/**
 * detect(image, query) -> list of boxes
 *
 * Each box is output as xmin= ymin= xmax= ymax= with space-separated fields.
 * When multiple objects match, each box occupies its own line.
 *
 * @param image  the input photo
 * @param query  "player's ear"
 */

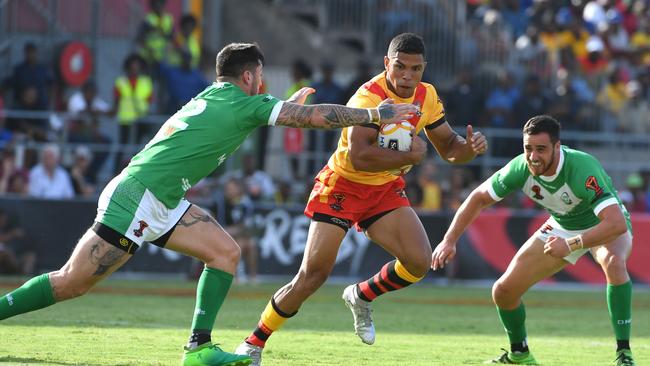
xmin=384 ymin=56 xmax=390 ymax=70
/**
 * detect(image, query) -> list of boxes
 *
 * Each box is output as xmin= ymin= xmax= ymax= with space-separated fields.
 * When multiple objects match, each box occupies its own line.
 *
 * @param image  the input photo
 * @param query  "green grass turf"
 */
xmin=0 ymin=279 xmax=648 ymax=365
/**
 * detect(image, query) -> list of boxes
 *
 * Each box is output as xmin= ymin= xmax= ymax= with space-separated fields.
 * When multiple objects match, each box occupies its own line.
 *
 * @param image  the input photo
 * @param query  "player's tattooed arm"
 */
xmin=89 ymin=240 xmax=126 ymax=276
xmin=275 ymin=102 xmax=417 ymax=129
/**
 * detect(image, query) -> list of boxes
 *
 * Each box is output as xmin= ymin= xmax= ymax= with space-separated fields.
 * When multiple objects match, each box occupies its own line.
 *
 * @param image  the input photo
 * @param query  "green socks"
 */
xmin=0 ymin=273 xmax=56 ymax=320
xmin=497 ymin=302 xmax=527 ymax=345
xmin=608 ymin=281 xmax=632 ymax=343
xmin=190 ymin=267 xmax=233 ymax=334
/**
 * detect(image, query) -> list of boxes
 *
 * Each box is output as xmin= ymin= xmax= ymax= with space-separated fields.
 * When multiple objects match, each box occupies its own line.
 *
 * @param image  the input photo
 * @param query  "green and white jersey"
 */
xmin=487 ymin=146 xmax=631 ymax=231
xmin=126 ymin=82 xmax=283 ymax=208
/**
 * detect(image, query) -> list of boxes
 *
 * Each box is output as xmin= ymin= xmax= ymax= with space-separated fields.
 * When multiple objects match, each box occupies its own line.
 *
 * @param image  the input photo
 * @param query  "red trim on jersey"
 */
xmin=408 ymin=84 xmax=427 ymax=126
xmin=362 ymin=80 xmax=388 ymax=101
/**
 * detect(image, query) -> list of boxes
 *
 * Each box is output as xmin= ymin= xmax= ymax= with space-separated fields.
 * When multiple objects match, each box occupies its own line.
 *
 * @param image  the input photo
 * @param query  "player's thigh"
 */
xmin=364 ymin=207 xmax=431 ymax=268
xmin=51 ymin=229 xmax=132 ymax=298
xmin=590 ymin=231 xmax=632 ymax=283
xmin=498 ymin=236 xmax=567 ymax=295
xmin=165 ymin=205 xmax=240 ymax=271
xmin=591 ymin=231 xmax=632 ymax=264
xmin=298 ymin=220 xmax=347 ymax=274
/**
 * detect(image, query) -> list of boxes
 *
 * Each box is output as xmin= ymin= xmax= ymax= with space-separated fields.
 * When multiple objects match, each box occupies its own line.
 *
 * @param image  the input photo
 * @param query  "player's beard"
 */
xmin=528 ymin=149 xmax=555 ymax=176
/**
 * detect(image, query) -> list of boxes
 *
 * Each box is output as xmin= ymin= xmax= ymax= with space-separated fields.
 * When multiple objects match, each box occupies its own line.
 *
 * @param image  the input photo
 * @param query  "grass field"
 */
xmin=0 ymin=279 xmax=648 ymax=366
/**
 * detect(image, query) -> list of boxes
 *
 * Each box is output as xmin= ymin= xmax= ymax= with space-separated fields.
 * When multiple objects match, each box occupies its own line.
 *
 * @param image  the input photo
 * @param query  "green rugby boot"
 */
xmin=486 ymin=348 xmax=539 ymax=365
xmin=614 ymin=349 xmax=635 ymax=366
xmin=182 ymin=342 xmax=252 ymax=366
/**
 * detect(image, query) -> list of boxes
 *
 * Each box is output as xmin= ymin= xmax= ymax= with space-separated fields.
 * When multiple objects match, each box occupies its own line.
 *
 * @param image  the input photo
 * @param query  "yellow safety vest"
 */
xmin=169 ymin=34 xmax=201 ymax=68
xmin=144 ymin=12 xmax=174 ymax=62
xmin=115 ymin=76 xmax=153 ymax=125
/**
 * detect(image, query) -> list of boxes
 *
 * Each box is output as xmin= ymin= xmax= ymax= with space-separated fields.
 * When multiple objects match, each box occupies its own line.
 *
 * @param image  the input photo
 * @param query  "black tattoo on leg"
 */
xmin=177 ymin=212 xmax=220 ymax=228
xmin=89 ymin=241 xmax=126 ymax=276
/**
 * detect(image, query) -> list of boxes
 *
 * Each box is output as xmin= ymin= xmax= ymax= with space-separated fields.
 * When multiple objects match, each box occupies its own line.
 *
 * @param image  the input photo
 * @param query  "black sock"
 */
xmin=617 ymin=340 xmax=630 ymax=352
xmin=511 ymin=341 xmax=529 ymax=353
xmin=188 ymin=331 xmax=211 ymax=348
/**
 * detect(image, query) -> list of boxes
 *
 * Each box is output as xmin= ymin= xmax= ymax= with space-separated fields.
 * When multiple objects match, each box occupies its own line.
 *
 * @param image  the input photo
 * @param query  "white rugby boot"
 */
xmin=341 ymin=284 xmax=375 ymax=345
xmin=234 ymin=341 xmax=263 ymax=366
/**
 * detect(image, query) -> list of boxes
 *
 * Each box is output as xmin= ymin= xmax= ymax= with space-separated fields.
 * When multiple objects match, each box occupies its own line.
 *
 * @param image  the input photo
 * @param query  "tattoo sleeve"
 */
xmin=90 ymin=241 xmax=126 ymax=276
xmin=275 ymin=103 xmax=370 ymax=129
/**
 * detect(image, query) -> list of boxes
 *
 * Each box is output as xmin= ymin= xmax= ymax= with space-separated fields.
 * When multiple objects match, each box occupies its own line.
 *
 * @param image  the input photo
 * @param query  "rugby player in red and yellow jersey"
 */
xmin=235 ymin=33 xmax=488 ymax=365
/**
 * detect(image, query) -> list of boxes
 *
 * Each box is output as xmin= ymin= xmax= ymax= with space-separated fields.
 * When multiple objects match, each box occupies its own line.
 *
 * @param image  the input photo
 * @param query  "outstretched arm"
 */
xmin=431 ymin=183 xmax=497 ymax=270
xmin=425 ymin=124 xmax=487 ymax=164
xmin=275 ymin=102 xmax=418 ymax=129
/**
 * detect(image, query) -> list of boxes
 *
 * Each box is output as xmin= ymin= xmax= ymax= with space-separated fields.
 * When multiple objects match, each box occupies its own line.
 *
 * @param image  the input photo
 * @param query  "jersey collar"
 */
xmin=539 ymin=146 xmax=564 ymax=182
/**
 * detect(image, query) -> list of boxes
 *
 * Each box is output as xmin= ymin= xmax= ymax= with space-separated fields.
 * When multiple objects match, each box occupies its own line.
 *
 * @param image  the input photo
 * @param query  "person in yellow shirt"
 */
xmin=170 ymin=14 xmax=201 ymax=69
xmin=235 ymin=33 xmax=488 ymax=365
xmin=137 ymin=0 xmax=174 ymax=64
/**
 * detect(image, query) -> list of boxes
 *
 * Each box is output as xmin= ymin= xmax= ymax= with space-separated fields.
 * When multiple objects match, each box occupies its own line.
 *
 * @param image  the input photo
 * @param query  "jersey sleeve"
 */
xmin=238 ymin=93 xmax=284 ymax=128
xmin=487 ymin=155 xmax=529 ymax=201
xmin=347 ymin=91 xmax=382 ymax=128
xmin=423 ymin=85 xmax=446 ymax=130
xmin=569 ymin=154 xmax=618 ymax=216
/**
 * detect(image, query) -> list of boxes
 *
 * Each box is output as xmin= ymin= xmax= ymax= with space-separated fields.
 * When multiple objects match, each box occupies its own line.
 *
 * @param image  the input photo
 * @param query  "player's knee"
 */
xmin=204 ymin=240 xmax=241 ymax=267
xmin=400 ymin=258 xmax=430 ymax=278
xmin=602 ymin=254 xmax=628 ymax=278
xmin=491 ymin=280 xmax=514 ymax=306
xmin=49 ymin=270 xmax=92 ymax=301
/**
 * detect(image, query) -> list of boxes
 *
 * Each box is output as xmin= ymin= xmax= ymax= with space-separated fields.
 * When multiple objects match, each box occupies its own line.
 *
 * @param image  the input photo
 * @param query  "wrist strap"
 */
xmin=566 ymin=235 xmax=584 ymax=252
xmin=368 ymin=108 xmax=380 ymax=123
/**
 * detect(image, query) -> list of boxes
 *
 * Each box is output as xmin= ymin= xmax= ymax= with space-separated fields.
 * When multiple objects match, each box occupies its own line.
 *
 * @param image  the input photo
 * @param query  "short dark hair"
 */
xmin=180 ymin=14 xmax=197 ymax=28
xmin=216 ymin=43 xmax=265 ymax=78
xmin=387 ymin=33 xmax=426 ymax=59
xmin=523 ymin=115 xmax=561 ymax=144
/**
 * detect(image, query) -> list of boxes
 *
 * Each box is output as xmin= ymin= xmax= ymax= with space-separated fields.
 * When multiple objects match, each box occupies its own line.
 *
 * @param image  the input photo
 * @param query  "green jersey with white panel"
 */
xmin=126 ymin=82 xmax=283 ymax=208
xmin=487 ymin=146 xmax=631 ymax=231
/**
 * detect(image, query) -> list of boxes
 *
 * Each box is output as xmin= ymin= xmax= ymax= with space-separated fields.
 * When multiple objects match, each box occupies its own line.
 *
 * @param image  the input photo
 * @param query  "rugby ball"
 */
xmin=378 ymin=121 xmax=413 ymax=176
xmin=378 ymin=121 xmax=413 ymax=151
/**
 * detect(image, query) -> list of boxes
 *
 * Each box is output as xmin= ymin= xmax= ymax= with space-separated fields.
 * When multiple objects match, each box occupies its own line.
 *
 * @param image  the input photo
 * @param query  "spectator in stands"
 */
xmin=596 ymin=68 xmax=629 ymax=131
xmin=311 ymin=60 xmax=345 ymax=161
xmin=274 ymin=179 xmax=299 ymax=205
xmin=512 ymin=25 xmax=550 ymax=82
xmin=501 ymin=0 xmax=528 ymax=39
xmin=630 ymin=18 xmax=650 ymax=66
xmin=114 ymin=54 xmax=153 ymax=171
xmin=6 ymin=42 xmax=52 ymax=111
xmin=0 ymin=148 xmax=28 ymax=195
xmin=513 ymin=74 xmax=552 ymax=125
xmin=583 ymin=0 xmax=613 ymax=34
xmin=0 ymin=208 xmax=35 ymax=275
xmin=221 ymin=153 xmax=276 ymax=202
xmin=67 ymin=80 xmax=112 ymax=181
xmin=7 ymin=86 xmax=49 ymax=142
xmin=417 ymin=159 xmax=443 ymax=212
xmin=170 ymin=14 xmax=200 ymax=69
xmin=28 ymin=143 xmax=74 ymax=199
xmin=578 ymin=36 xmax=610 ymax=87
xmin=67 ymin=145 xmax=96 ymax=198
xmin=599 ymin=9 xmax=631 ymax=59
xmin=343 ymin=59 xmax=374 ymax=103
xmin=444 ymin=66 xmax=483 ymax=126
xmin=158 ymin=53 xmax=209 ymax=114
xmin=549 ymin=66 xmax=594 ymax=131
xmin=284 ymin=59 xmax=312 ymax=180
xmin=214 ymin=178 xmax=257 ymax=284
xmin=136 ymin=0 xmax=174 ymax=65
xmin=619 ymin=80 xmax=650 ymax=133
xmin=485 ymin=69 xmax=519 ymax=127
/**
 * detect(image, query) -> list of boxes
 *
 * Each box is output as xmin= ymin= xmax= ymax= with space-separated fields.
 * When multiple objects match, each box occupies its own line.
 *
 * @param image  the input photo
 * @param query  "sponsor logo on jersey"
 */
xmin=133 ymin=220 xmax=149 ymax=238
xmin=6 ymin=294 xmax=14 ymax=306
xmin=585 ymin=176 xmax=604 ymax=197
xmin=617 ymin=319 xmax=632 ymax=325
xmin=195 ymin=308 xmax=206 ymax=316
xmin=531 ymin=185 xmax=544 ymax=200
xmin=263 ymin=95 xmax=272 ymax=102
xmin=561 ymin=192 xmax=573 ymax=204
xmin=329 ymin=193 xmax=346 ymax=212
